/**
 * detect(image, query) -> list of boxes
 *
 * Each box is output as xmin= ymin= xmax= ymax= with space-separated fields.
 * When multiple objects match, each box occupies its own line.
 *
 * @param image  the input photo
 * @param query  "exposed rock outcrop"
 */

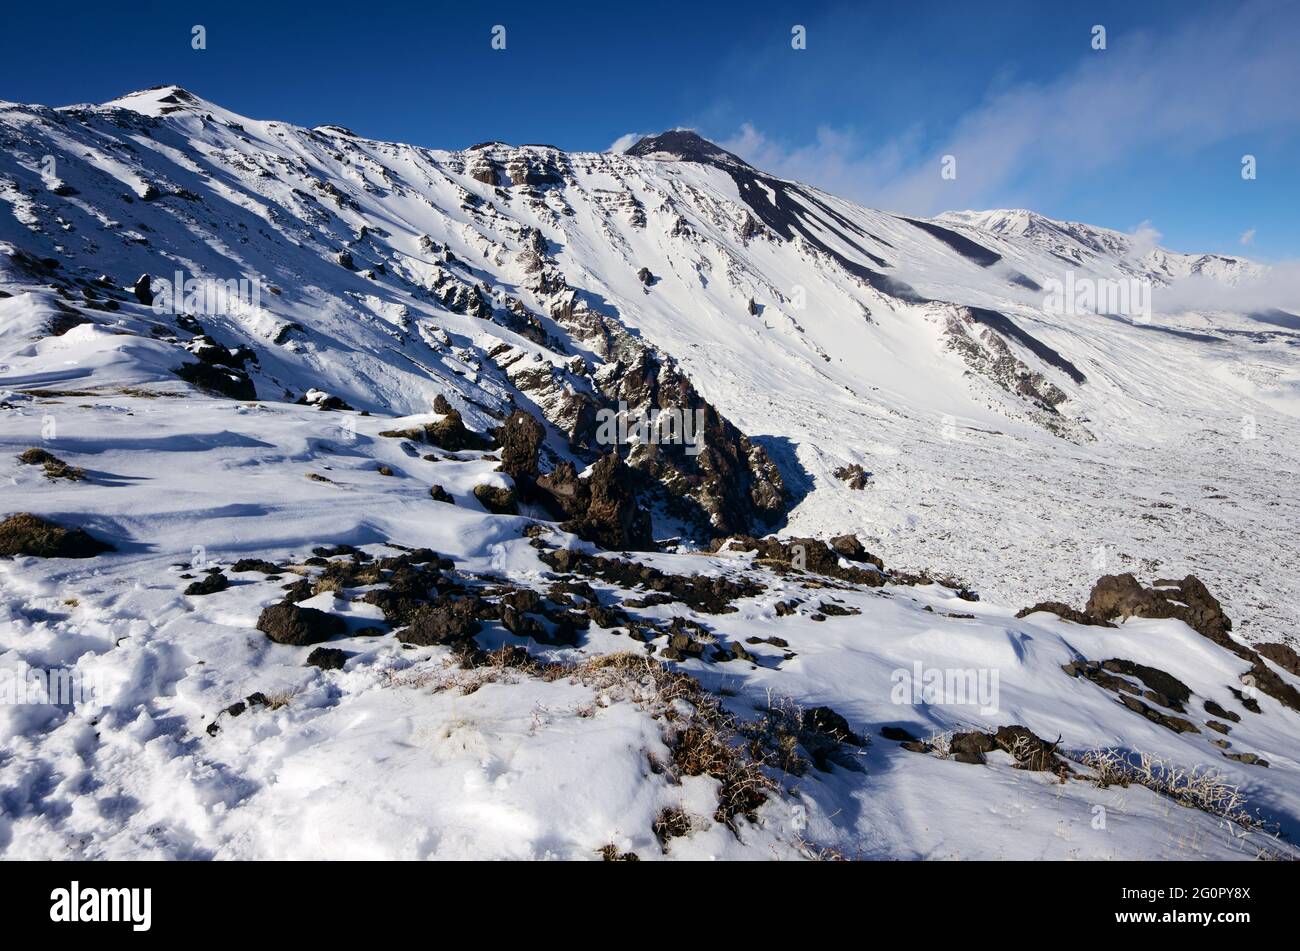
xmin=174 ymin=361 xmax=257 ymax=400
xmin=1258 ymin=642 xmax=1300 ymax=678
xmin=1018 ymin=574 xmax=1230 ymax=641
xmin=1033 ymin=574 xmax=1300 ymax=716
xmin=709 ymin=534 xmax=886 ymax=584
xmin=516 ymin=264 xmax=786 ymax=538
xmin=380 ymin=395 xmax=493 ymax=451
xmin=536 ymin=454 xmax=653 ymax=550
xmin=132 ymin=273 xmax=154 ymax=305
xmin=1085 ymin=574 xmax=1232 ymax=642
xmin=832 ymin=463 xmax=870 ymax=490
xmin=493 ymin=408 xmax=546 ymax=481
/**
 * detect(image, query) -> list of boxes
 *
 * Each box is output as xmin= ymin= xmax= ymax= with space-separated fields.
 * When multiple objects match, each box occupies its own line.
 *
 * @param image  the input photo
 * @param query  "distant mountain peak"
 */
xmin=97 ymin=85 xmax=229 ymax=119
xmin=938 ymin=209 xmax=1052 ymax=236
xmin=625 ymin=130 xmax=750 ymax=167
xmin=114 ymin=84 xmax=203 ymax=105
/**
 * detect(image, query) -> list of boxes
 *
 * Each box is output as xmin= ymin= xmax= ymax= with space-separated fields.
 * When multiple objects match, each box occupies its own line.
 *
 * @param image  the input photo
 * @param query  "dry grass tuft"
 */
xmin=383 ymin=647 xmax=779 ymax=833
xmin=263 ymin=689 xmax=296 ymax=711
xmin=598 ymin=844 xmax=640 ymax=861
xmin=1076 ymin=747 xmax=1265 ymax=831
xmin=18 ymin=447 xmax=85 ymax=481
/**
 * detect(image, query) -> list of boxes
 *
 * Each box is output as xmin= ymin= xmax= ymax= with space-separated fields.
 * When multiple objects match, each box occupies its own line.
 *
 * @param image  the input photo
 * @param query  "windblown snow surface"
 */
xmin=2 ymin=87 xmax=1299 ymax=860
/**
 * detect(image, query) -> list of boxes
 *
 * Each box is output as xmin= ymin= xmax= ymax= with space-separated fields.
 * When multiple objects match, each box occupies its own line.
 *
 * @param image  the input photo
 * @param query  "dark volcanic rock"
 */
xmin=943 ymin=726 xmax=1065 ymax=772
xmin=828 ymin=533 xmax=885 ymax=570
xmin=493 ymin=409 xmax=545 ymax=481
xmin=1099 ymin=659 xmax=1190 ymax=710
xmin=1223 ymin=751 xmax=1269 ymax=768
xmin=427 ymin=397 xmax=494 ymax=451
xmin=296 ymin=390 xmax=354 ymax=411
xmin=0 ymin=513 xmax=114 ymax=558
xmin=1204 ymin=699 xmax=1241 ymax=723
xmin=805 ymin=706 xmax=865 ymax=746
xmin=282 ymin=577 xmax=315 ymax=603
xmin=306 ymin=646 xmax=348 ymax=670
xmin=174 ymin=361 xmax=256 ymax=400
xmin=1024 ymin=574 xmax=1235 ymax=641
xmin=1064 ymin=574 xmax=1300 ymax=715
xmin=257 ymin=601 xmax=346 ymax=646
xmin=949 ymin=731 xmax=996 ymax=764
xmin=232 ymin=558 xmax=282 ymax=574
xmin=184 ymin=572 xmax=229 ymax=596
xmin=133 ymin=273 xmax=154 ymax=305
xmin=1016 ymin=600 xmax=1112 ymax=626
xmin=1258 ymin=642 xmax=1300 ymax=678
xmin=604 ymin=352 xmax=785 ymax=536
xmin=832 ymin=464 xmax=870 ymax=490
xmin=815 ymin=601 xmax=859 ymax=617
xmin=567 ymin=453 xmax=652 ymax=550
xmin=536 ymin=454 xmax=653 ymax=550
xmin=711 ymin=534 xmax=885 ymax=584
xmin=1063 ymin=659 xmax=1142 ymax=695
xmin=1065 ymin=657 xmax=1194 ymax=719
xmin=189 ymin=335 xmax=255 ymax=370
xmin=1118 ymin=694 xmax=1200 ymax=734
xmin=880 ymin=726 xmax=919 ymax=743
xmin=625 ymin=130 xmax=751 ymax=166
xmin=539 ymin=547 xmax=763 ymax=614
xmin=382 ymin=395 xmax=493 ymax=451
xmin=993 ymin=725 xmax=1066 ymax=772
xmin=524 ymin=265 xmax=786 ymax=539
xmin=399 ymin=600 xmax=482 ymax=645
xmin=473 ymin=484 xmax=518 ymax=515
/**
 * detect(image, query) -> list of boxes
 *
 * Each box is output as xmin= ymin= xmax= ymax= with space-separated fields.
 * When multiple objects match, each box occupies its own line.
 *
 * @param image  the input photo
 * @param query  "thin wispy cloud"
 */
xmin=719 ymin=3 xmax=1299 ymax=222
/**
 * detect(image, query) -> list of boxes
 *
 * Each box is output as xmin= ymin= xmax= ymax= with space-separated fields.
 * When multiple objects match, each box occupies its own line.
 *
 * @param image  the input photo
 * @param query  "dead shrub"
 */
xmin=652 ymin=806 xmax=693 ymax=847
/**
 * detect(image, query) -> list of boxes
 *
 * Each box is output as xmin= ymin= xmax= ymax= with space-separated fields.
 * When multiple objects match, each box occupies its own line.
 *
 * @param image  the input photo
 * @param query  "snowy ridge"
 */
xmin=936 ymin=208 xmax=1263 ymax=285
xmin=2 ymin=88 xmax=1300 ymax=860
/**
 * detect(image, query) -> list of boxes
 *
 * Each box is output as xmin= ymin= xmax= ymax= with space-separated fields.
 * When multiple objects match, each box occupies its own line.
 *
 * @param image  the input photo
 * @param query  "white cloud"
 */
xmin=606 ymin=132 xmax=644 ymax=154
xmin=1240 ymin=228 xmax=1257 ymax=246
xmin=1126 ymin=220 xmax=1164 ymax=260
xmin=1156 ymin=262 xmax=1300 ymax=315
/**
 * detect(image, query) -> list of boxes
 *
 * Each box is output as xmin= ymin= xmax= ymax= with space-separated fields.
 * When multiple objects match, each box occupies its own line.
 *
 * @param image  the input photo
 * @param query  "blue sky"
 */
xmin=2 ymin=0 xmax=1297 ymax=258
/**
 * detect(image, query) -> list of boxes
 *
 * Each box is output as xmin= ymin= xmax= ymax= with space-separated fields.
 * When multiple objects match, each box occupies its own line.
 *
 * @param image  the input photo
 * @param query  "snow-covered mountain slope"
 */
xmin=3 ymin=87 xmax=1297 ymax=637
xmin=2 ymin=88 xmax=1299 ymax=860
